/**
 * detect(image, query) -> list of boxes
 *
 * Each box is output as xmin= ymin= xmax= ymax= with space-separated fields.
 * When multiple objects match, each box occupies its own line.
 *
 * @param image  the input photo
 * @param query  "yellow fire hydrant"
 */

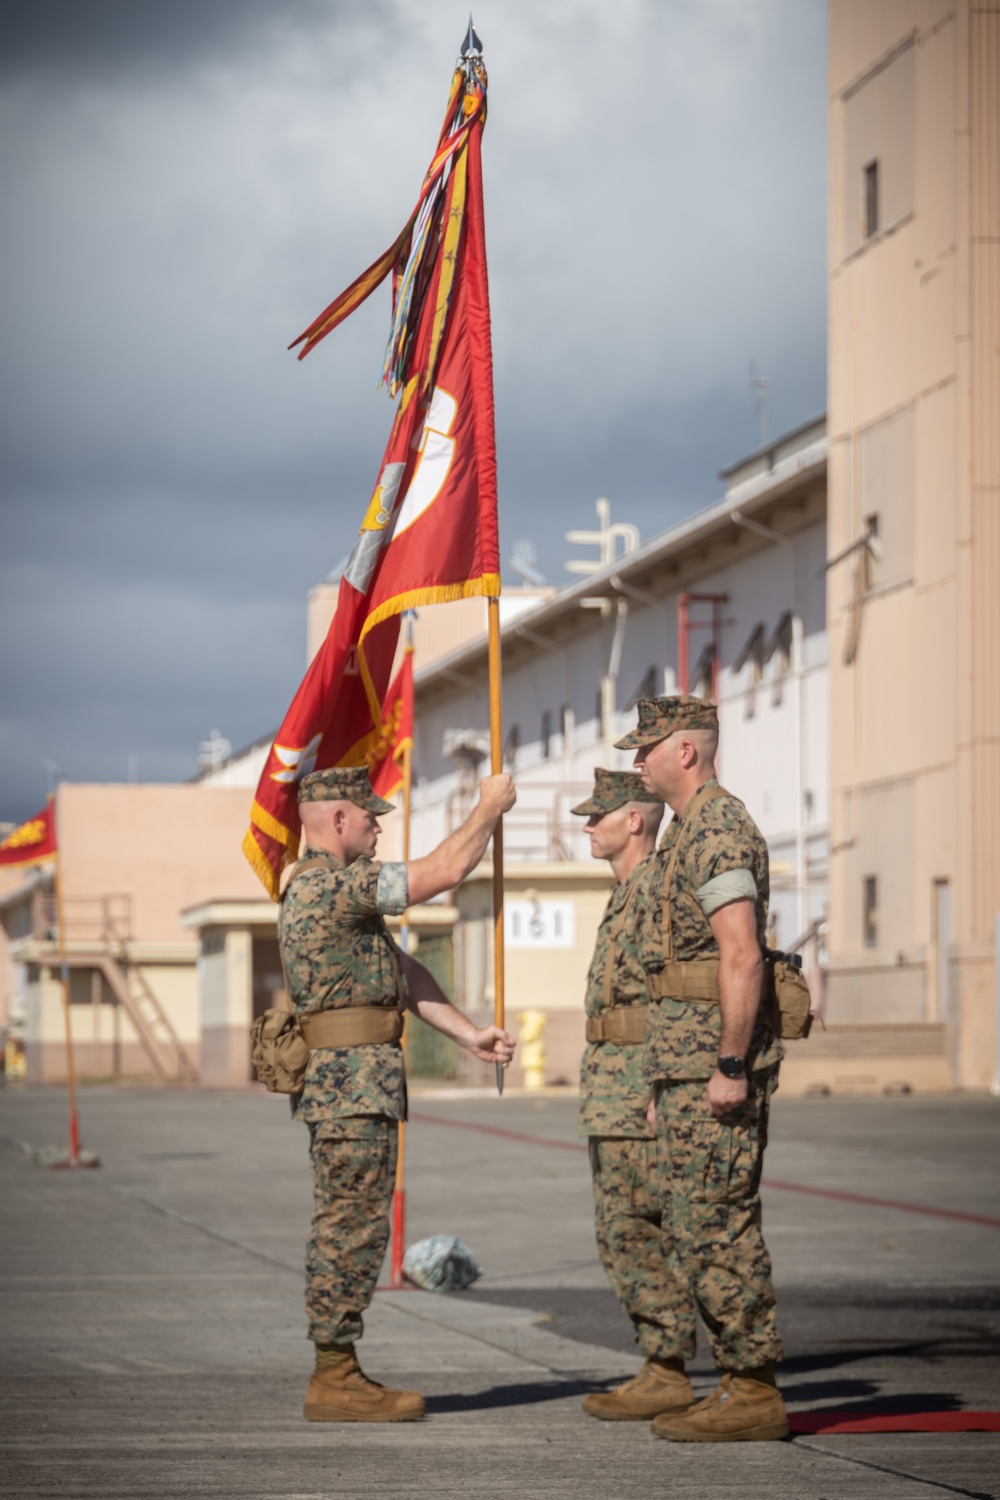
xmin=517 ymin=1009 xmax=547 ymax=1090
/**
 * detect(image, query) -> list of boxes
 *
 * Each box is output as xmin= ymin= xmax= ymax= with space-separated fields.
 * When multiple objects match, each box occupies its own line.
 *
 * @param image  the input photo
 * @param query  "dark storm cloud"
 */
xmin=0 ymin=555 xmax=298 ymax=788
xmin=0 ymin=0 xmax=827 ymax=821
xmin=0 ymin=0 xmax=390 ymax=81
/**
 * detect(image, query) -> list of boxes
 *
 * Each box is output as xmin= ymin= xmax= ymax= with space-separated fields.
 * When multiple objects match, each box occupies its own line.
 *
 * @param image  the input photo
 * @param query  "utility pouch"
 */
xmin=765 ymin=950 xmax=813 ymax=1040
xmin=252 ymin=853 xmax=342 ymax=1095
xmin=249 ymin=1009 xmax=311 ymax=1094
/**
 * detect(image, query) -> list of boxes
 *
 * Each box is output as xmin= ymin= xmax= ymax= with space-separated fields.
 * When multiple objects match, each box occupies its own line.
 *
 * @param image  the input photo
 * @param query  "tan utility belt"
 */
xmin=586 ymin=1006 xmax=648 ymax=1044
xmin=646 ymin=957 xmax=723 ymax=1003
xmin=299 ymin=1008 xmax=404 ymax=1048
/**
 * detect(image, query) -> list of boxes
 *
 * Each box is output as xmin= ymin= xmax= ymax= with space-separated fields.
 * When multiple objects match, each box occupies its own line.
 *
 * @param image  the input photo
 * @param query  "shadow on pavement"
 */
xmin=780 ymin=1332 xmax=1000 ymax=1379
xmin=425 ymin=1377 xmax=612 ymax=1414
xmin=784 ymin=1385 xmax=966 ymax=1414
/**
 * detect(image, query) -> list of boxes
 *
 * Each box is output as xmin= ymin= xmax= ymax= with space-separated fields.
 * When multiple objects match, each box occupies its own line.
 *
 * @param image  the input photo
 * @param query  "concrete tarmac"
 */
xmin=1 ymin=1083 xmax=998 ymax=1499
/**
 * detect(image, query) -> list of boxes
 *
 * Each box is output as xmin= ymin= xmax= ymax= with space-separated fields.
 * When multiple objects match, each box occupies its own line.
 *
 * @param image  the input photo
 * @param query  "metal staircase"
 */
xmin=97 ymin=948 xmax=198 ymax=1082
xmin=36 ymin=891 xmax=198 ymax=1083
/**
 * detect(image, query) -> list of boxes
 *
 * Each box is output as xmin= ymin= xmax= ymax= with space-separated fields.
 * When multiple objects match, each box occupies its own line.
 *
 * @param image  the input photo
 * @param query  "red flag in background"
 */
xmin=244 ymin=48 xmax=499 ymax=899
xmin=369 ymin=650 xmax=414 ymax=802
xmin=0 ymin=802 xmax=57 ymax=868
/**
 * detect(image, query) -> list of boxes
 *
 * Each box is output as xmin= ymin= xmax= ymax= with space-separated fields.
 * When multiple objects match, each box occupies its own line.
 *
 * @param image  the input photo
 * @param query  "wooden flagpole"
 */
xmin=487 ymin=596 xmax=505 ymax=1095
xmin=51 ymin=793 xmax=81 ymax=1166
xmin=391 ymin=620 xmax=415 ymax=1286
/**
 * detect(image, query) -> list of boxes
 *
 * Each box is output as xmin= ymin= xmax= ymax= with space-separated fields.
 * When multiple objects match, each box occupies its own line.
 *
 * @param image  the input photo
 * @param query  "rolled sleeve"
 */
xmin=376 ymin=862 xmax=409 ymax=916
xmin=696 ymin=868 xmax=757 ymax=917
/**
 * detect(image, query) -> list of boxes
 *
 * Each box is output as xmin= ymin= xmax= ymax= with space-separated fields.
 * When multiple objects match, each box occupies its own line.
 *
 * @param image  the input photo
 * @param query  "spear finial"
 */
xmin=460 ymin=15 xmax=482 ymax=57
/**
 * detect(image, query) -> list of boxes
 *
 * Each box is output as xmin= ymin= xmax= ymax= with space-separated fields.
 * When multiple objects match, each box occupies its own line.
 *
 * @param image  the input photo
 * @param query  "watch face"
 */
xmin=719 ymin=1056 xmax=745 ymax=1078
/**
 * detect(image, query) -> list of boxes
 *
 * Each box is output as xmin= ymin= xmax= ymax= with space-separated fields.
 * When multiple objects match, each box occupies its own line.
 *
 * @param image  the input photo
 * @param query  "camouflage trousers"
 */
xmin=306 ymin=1117 xmax=398 ymax=1347
xmin=588 ymin=1135 xmax=692 ymax=1360
xmin=654 ymin=1070 xmax=782 ymax=1371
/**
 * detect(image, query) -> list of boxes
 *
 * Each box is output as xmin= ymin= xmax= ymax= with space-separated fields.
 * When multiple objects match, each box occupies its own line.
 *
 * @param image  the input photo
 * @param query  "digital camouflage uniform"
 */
xmin=616 ymin=698 xmax=784 ymax=1373
xmin=574 ymin=769 xmax=693 ymax=1361
xmin=279 ymin=769 xmax=409 ymax=1350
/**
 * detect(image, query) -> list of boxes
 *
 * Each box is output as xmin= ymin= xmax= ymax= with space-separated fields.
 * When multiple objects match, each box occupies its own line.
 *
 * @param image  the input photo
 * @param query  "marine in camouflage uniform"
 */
xmin=279 ymin=770 xmax=410 ymax=1359
xmin=572 ymin=769 xmax=696 ymax=1422
xmin=617 ymin=696 xmax=789 ymax=1442
xmin=279 ymin=765 xmax=515 ymax=1423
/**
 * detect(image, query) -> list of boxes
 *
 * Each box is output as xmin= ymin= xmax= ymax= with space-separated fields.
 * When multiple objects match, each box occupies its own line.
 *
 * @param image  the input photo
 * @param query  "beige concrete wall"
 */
xmin=7 ymin=783 xmax=263 ymax=1082
xmin=453 ymin=862 xmax=613 ymax=1089
xmin=57 ymin=784 xmax=263 ymax=945
xmin=200 ymin=928 xmax=253 ymax=1087
xmin=25 ymin=956 xmax=201 ymax=1083
xmin=27 ymin=967 xmax=163 ymax=1083
xmin=0 ymin=867 xmax=41 ymax=1029
xmin=827 ymin=0 xmax=1000 ymax=1085
xmin=779 ymin=1023 xmax=950 ymax=1096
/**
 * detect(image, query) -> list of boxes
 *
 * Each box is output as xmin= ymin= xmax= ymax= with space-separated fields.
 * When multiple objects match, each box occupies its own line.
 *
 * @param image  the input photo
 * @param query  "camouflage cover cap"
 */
xmin=571 ymin=767 xmax=663 ymax=816
xmin=614 ymin=695 xmax=719 ymax=750
xmin=297 ymin=766 xmax=395 ymax=813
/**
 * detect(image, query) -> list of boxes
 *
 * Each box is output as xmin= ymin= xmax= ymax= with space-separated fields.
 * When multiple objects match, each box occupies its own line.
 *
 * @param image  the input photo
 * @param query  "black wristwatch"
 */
xmin=717 ymin=1055 xmax=746 ymax=1079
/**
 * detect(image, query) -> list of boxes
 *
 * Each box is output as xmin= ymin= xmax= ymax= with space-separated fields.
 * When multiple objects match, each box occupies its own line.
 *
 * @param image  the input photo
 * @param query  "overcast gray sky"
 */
xmin=0 ymin=0 xmax=826 ymax=821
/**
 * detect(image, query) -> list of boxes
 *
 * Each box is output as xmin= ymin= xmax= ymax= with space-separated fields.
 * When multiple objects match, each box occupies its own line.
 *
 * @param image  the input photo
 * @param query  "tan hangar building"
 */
xmin=825 ymin=0 xmax=1000 ymax=1089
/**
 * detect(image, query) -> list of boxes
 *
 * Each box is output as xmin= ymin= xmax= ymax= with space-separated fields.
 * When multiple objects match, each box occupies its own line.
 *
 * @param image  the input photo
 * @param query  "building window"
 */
xmin=863 ymin=159 xmax=879 ymax=238
xmin=933 ymin=879 xmax=951 ymax=1022
xmin=863 ymin=875 xmax=878 ymax=948
xmin=625 ymin=666 xmax=656 ymax=712
xmin=841 ymin=38 xmax=914 ymax=259
xmin=558 ymin=704 xmax=572 ymax=758
xmin=856 ymin=405 xmax=913 ymax=592
xmin=766 ymin=611 xmax=793 ymax=706
xmin=540 ymin=710 xmax=552 ymax=760
xmin=734 ymin=622 xmax=765 ymax=718
xmin=690 ymin=644 xmax=715 ymax=700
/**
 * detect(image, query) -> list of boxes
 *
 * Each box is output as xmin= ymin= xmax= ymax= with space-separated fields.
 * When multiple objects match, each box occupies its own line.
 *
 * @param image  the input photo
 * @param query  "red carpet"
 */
xmin=790 ymin=1411 xmax=1000 ymax=1434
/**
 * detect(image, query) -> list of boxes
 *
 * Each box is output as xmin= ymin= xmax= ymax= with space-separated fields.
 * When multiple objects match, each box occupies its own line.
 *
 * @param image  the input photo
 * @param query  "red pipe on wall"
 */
xmin=677 ymin=592 xmax=728 ymax=696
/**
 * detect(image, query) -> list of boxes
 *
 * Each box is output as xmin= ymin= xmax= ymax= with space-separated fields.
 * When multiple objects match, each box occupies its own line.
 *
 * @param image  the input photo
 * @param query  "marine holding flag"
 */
xmin=251 ymin=32 xmax=517 ymax=1423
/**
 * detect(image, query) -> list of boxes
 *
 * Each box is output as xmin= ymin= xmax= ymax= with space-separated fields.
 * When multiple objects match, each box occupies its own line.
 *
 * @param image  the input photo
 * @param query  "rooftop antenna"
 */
xmin=565 ymin=498 xmax=640 ymax=576
xmin=749 ymin=358 xmax=770 ymax=447
xmin=510 ymin=539 xmax=549 ymax=587
xmin=198 ymin=729 xmax=232 ymax=773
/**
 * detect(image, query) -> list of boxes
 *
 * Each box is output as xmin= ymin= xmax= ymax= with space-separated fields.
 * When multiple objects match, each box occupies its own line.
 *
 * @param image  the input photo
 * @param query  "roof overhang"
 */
xmin=180 ymin=900 xmax=278 ymax=931
xmin=416 ymin=418 xmax=826 ymax=704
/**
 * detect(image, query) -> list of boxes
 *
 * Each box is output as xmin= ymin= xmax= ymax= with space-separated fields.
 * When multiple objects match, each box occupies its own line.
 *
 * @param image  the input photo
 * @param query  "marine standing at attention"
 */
xmin=615 ymin=696 xmax=789 ymax=1442
xmin=571 ymin=769 xmax=698 ymax=1423
xmin=279 ymin=765 xmax=516 ymax=1423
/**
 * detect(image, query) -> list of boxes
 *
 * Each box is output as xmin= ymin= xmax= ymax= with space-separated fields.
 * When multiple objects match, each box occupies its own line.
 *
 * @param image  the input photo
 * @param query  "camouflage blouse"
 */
xmin=639 ymin=778 xmax=783 ymax=1083
xmin=278 ymin=846 xmax=409 ymax=1126
xmin=579 ymin=854 xmax=658 ymax=1139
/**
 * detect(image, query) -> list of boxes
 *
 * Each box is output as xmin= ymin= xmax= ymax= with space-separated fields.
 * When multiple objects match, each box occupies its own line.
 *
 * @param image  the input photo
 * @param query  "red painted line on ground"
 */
xmin=761 ymin=1178 xmax=1000 ymax=1231
xmin=411 ymin=1110 xmax=588 ymax=1154
xmin=409 ymin=1110 xmax=1000 ymax=1230
xmin=789 ymin=1411 xmax=1000 ymax=1434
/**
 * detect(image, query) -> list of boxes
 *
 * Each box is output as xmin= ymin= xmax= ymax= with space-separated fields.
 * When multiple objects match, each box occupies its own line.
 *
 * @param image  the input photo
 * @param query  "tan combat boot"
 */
xmin=582 ymin=1357 xmax=694 ymax=1421
xmin=651 ymin=1365 xmax=788 ymax=1442
xmin=304 ymin=1346 xmax=425 ymax=1423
